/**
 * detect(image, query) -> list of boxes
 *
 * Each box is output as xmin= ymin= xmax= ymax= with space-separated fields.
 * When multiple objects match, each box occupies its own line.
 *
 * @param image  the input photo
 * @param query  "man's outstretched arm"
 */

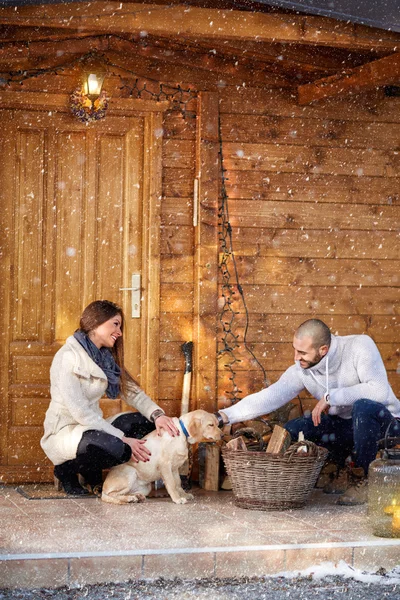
xmin=218 ymin=364 xmax=304 ymax=424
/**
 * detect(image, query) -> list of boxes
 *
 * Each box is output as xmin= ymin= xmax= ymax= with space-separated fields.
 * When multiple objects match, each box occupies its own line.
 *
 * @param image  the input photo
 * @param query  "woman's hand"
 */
xmin=122 ymin=436 xmax=151 ymax=463
xmin=154 ymin=415 xmax=180 ymax=437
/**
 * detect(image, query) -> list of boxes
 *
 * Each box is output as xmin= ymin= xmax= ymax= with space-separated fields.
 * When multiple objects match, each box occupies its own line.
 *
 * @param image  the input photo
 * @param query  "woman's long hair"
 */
xmin=79 ymin=300 xmax=136 ymax=397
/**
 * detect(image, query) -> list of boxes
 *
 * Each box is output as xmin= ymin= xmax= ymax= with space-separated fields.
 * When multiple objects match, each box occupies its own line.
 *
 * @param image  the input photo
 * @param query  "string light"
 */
xmin=217 ymin=114 xmax=268 ymax=404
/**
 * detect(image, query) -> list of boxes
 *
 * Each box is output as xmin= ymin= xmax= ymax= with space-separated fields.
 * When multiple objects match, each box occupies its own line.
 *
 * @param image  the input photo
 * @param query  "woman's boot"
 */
xmin=54 ymin=461 xmax=90 ymax=496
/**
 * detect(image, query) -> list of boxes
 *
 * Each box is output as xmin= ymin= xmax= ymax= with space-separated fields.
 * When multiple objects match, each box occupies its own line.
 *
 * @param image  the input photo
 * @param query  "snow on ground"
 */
xmin=279 ymin=559 xmax=400 ymax=585
xmin=1 ymin=563 xmax=400 ymax=600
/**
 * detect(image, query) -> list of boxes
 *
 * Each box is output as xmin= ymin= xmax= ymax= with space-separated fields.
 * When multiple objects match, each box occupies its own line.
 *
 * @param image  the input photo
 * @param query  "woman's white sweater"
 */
xmin=41 ymin=336 xmax=160 ymax=465
xmin=222 ymin=334 xmax=400 ymax=424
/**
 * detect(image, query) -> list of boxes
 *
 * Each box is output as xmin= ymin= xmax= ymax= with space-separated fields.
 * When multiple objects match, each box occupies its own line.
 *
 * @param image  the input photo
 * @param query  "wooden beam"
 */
xmin=0 ymin=32 xmax=289 ymax=84
xmin=140 ymin=111 xmax=163 ymax=401
xmin=0 ymin=32 xmax=287 ymax=86
xmin=17 ymin=35 xmax=108 ymax=57
xmin=0 ymin=118 xmax=13 ymax=475
xmin=193 ymin=91 xmax=219 ymax=412
xmin=298 ymin=52 xmax=400 ymax=105
xmin=0 ymin=36 xmax=109 ymax=71
xmin=198 ymin=37 xmax=386 ymax=73
xmin=191 ymin=38 xmax=330 ymax=75
xmin=0 ymin=2 xmax=399 ymax=51
xmin=0 ymin=90 xmax=169 ymax=113
xmin=108 ymin=37 xmax=291 ymax=85
xmin=0 ymin=26 xmax=100 ymax=43
xmin=104 ymin=49 xmax=287 ymax=89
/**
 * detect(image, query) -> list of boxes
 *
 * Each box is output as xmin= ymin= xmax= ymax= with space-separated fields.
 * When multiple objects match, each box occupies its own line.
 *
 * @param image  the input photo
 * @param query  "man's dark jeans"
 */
xmin=284 ymin=399 xmax=400 ymax=475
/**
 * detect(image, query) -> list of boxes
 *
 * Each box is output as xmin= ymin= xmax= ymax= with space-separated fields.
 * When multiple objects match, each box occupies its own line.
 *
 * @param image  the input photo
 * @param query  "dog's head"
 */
xmin=183 ymin=410 xmax=222 ymax=443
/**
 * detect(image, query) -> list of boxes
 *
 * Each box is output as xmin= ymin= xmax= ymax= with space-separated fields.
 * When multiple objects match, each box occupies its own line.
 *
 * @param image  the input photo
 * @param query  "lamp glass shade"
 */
xmin=85 ymin=73 xmax=104 ymax=98
xmin=368 ymin=456 xmax=400 ymax=538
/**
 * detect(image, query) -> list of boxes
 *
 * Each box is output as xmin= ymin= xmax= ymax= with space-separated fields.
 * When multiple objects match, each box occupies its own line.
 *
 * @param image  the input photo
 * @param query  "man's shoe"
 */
xmin=323 ymin=467 xmax=349 ymax=495
xmin=337 ymin=467 xmax=367 ymax=506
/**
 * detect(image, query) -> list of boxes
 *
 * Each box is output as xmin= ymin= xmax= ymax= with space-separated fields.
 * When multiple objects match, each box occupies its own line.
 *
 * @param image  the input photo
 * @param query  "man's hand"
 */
xmin=312 ymin=397 xmax=330 ymax=427
xmin=122 ymin=437 xmax=151 ymax=463
xmin=154 ymin=414 xmax=180 ymax=437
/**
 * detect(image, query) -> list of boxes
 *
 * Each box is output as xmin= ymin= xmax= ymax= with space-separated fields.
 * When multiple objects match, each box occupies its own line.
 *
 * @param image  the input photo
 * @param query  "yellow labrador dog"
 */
xmin=101 ymin=409 xmax=221 ymax=505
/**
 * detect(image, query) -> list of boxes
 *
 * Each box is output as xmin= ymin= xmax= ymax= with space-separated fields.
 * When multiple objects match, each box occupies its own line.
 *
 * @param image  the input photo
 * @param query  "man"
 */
xmin=215 ymin=319 xmax=400 ymax=505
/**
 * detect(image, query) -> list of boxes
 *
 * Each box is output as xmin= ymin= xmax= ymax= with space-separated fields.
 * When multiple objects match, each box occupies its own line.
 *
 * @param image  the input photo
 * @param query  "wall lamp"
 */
xmin=70 ymin=66 xmax=109 ymax=123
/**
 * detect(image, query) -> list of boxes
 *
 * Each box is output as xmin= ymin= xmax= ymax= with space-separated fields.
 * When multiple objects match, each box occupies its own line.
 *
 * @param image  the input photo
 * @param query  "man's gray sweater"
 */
xmin=222 ymin=334 xmax=400 ymax=424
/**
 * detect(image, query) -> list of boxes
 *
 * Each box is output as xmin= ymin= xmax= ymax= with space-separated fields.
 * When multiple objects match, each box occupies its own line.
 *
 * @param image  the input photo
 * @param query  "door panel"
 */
xmin=15 ymin=129 xmax=46 ymax=342
xmin=54 ymin=129 xmax=89 ymax=342
xmin=0 ymin=109 xmax=156 ymax=481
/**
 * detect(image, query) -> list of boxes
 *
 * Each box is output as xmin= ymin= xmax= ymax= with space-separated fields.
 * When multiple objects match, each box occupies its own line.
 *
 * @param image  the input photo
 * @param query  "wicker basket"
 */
xmin=222 ymin=440 xmax=329 ymax=511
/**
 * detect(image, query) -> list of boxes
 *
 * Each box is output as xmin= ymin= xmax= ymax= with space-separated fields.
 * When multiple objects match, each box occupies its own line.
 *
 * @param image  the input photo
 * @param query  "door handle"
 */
xmin=119 ymin=274 xmax=141 ymax=318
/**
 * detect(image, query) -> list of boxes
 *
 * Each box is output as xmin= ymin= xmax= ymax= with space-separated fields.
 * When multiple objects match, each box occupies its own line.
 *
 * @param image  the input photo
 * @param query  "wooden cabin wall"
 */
xmin=155 ymin=85 xmax=399 ymax=420
xmin=2 ymin=74 xmax=399 ymax=453
xmin=216 ymin=86 xmax=400 ymax=414
xmin=158 ymin=107 xmax=197 ymax=415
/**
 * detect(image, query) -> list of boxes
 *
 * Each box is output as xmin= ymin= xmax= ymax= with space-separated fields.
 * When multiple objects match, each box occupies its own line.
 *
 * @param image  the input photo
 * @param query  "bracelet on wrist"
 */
xmin=214 ymin=411 xmax=225 ymax=429
xmin=151 ymin=409 xmax=165 ymax=422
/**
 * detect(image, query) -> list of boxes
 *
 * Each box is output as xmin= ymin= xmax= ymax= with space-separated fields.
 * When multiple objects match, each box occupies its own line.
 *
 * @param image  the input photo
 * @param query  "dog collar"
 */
xmin=179 ymin=419 xmax=190 ymax=438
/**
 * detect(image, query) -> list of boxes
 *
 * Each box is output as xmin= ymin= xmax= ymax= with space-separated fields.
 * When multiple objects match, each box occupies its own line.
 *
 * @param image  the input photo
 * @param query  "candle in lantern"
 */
xmin=384 ymin=499 xmax=397 ymax=514
xmin=384 ymin=499 xmax=400 ymax=534
xmin=393 ymin=511 xmax=400 ymax=534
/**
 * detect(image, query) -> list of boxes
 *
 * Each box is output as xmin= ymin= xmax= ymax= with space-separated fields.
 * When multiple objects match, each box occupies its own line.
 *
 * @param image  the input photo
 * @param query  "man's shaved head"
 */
xmin=295 ymin=319 xmax=331 ymax=350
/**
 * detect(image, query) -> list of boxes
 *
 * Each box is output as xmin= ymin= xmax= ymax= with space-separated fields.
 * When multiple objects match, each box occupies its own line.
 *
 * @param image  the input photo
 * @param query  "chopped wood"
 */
xmin=220 ymin=475 xmax=232 ymax=490
xmin=203 ymin=443 xmax=220 ymax=491
xmin=226 ymin=436 xmax=248 ymax=451
xmin=266 ymin=425 xmax=292 ymax=454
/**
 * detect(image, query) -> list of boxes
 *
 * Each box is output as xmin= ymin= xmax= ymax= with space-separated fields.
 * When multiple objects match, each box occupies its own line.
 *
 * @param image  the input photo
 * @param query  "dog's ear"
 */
xmin=187 ymin=416 xmax=202 ymax=440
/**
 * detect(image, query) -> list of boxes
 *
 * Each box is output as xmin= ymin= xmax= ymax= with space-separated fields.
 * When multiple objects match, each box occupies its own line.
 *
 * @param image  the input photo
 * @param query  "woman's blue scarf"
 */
xmin=73 ymin=330 xmax=121 ymax=399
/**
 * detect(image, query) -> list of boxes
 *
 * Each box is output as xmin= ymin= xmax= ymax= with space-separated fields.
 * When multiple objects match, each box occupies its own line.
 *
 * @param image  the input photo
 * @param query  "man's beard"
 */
xmin=300 ymin=353 xmax=324 ymax=369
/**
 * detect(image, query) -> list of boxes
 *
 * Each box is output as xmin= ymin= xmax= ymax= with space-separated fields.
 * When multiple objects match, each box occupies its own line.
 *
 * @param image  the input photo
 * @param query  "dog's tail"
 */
xmin=101 ymin=491 xmax=146 ymax=504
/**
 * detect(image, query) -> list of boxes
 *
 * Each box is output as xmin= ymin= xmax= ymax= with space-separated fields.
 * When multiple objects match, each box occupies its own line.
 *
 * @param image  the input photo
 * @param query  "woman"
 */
xmin=41 ymin=300 xmax=179 ymax=495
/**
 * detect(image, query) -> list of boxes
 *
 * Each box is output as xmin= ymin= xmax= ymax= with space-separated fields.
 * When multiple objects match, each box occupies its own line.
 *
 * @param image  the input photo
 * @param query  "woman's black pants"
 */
xmin=56 ymin=413 xmax=155 ymax=487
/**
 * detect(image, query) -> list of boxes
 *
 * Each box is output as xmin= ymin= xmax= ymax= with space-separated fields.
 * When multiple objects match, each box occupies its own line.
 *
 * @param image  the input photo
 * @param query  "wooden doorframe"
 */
xmin=140 ymin=111 xmax=163 ymax=401
xmin=193 ymin=92 xmax=220 ymax=412
xmin=0 ymin=117 xmax=13 ymax=482
xmin=0 ymin=93 xmax=168 ymax=482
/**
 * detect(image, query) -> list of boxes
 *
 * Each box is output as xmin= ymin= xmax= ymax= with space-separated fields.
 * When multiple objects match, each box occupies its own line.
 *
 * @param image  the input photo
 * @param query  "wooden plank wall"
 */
xmin=214 ymin=86 xmax=400 ymax=414
xmin=159 ymin=105 xmax=197 ymax=415
xmin=4 ymin=77 xmax=399 ymax=424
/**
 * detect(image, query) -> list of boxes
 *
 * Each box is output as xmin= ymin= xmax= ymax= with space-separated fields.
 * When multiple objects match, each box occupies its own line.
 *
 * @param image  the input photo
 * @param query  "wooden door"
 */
xmin=0 ymin=108 xmax=162 ymax=482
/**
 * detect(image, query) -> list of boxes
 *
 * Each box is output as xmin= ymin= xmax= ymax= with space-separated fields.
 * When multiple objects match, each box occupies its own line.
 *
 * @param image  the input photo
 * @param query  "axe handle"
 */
xmin=181 ymin=341 xmax=193 ymax=415
xmin=181 ymin=372 xmax=192 ymax=415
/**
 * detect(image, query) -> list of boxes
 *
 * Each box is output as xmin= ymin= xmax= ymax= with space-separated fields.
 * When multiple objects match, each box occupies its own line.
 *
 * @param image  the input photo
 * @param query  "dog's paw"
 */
xmin=135 ymin=493 xmax=147 ymax=503
xmin=123 ymin=493 xmax=146 ymax=503
xmin=181 ymin=493 xmax=194 ymax=501
xmin=172 ymin=497 xmax=188 ymax=504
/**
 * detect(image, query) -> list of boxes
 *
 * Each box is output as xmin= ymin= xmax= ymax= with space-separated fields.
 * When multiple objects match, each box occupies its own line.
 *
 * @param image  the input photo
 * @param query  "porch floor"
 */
xmin=0 ymin=485 xmax=399 ymax=590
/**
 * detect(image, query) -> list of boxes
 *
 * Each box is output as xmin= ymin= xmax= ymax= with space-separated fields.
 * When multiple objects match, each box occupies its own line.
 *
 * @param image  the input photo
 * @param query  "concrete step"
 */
xmin=1 ymin=486 xmax=399 ymax=589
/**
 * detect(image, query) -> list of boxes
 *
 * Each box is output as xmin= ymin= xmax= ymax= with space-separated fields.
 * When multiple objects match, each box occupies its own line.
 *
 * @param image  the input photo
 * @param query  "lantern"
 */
xmin=83 ymin=72 xmax=105 ymax=101
xmin=368 ymin=425 xmax=400 ymax=538
xmin=69 ymin=63 xmax=109 ymax=124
